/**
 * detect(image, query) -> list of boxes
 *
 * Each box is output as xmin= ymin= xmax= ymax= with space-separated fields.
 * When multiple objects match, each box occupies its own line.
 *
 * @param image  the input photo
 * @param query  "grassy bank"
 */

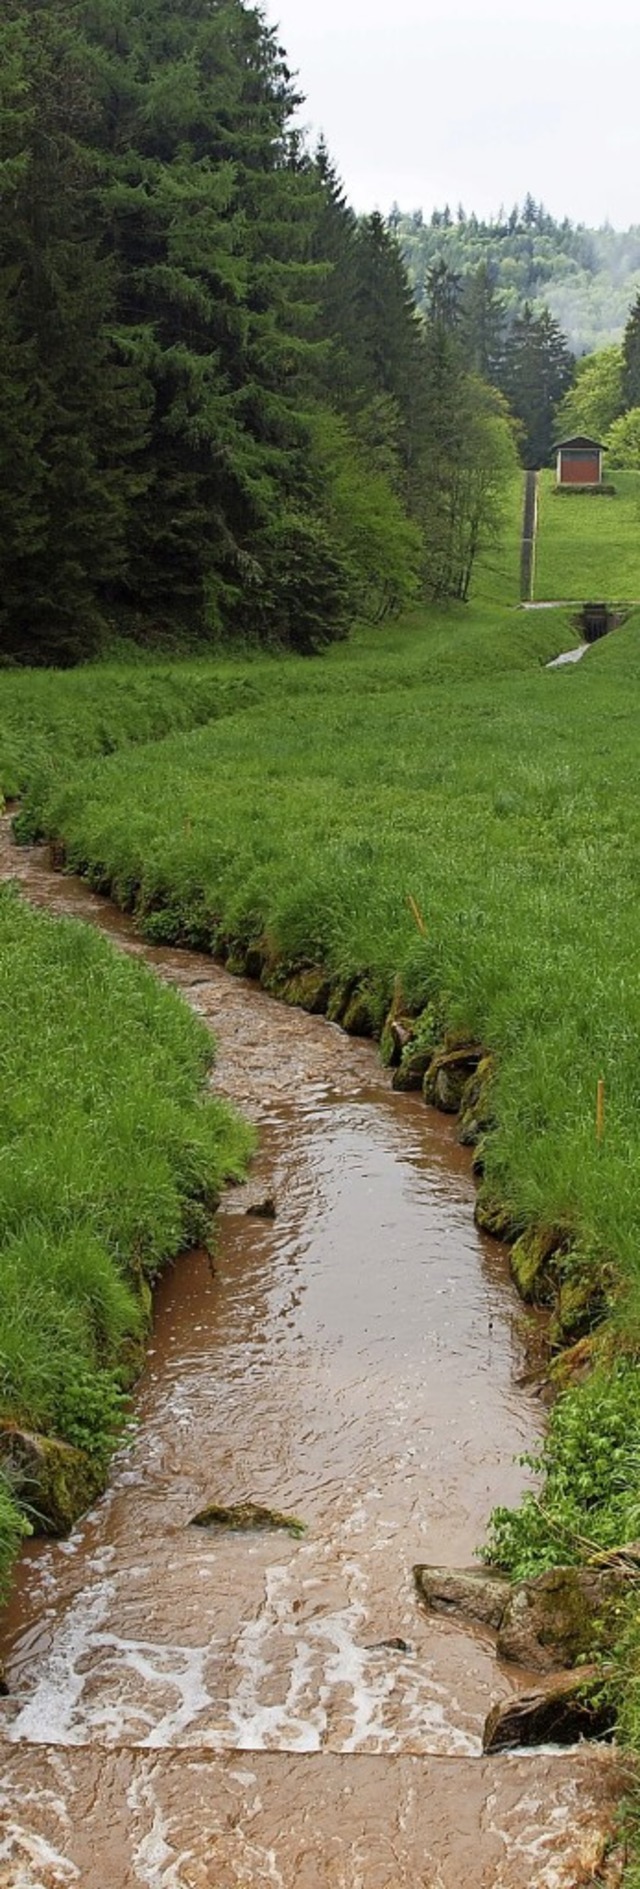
xmin=16 ymin=605 xmax=640 ymax=1288
xmin=0 ymin=887 xmax=252 ymax=1597
xmin=534 ymin=468 xmax=640 ymax=601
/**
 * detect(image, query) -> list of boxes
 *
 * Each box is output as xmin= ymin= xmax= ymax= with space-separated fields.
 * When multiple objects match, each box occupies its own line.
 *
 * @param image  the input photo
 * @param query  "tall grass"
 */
xmin=0 ymin=661 xmax=259 ymax=800
xmin=0 ymin=888 xmax=252 ymax=1595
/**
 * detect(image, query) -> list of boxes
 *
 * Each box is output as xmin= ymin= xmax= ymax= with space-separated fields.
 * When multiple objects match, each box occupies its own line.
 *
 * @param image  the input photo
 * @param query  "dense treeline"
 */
xmin=394 ymin=197 xmax=640 ymax=354
xmin=0 ymin=0 xmax=518 ymax=663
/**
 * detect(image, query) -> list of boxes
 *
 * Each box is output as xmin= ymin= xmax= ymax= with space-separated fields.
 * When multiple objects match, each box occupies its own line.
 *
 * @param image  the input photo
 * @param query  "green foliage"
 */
xmin=554 ymin=344 xmax=624 ymax=443
xmin=486 ymin=1365 xmax=640 ymax=1578
xmin=499 ymin=305 xmax=574 ymax=468
xmin=0 ymin=1478 xmax=30 ymax=1604
xmin=605 ymin=408 xmax=640 ymax=470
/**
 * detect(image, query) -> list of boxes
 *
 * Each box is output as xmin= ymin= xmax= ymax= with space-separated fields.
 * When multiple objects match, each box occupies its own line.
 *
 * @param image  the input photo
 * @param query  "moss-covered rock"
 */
xmin=342 ymin=986 xmax=377 ymax=1037
xmin=548 ymin=1333 xmax=599 ymax=1388
xmin=191 ymin=1500 xmax=306 ymax=1538
xmin=474 ymin=1187 xmax=520 ymax=1242
xmin=483 ymin=1664 xmax=614 ymax=1751
xmin=423 ymin=1043 xmax=484 ymax=1112
xmin=457 ymin=1055 xmax=495 ymax=1147
xmin=279 ymin=967 xmax=332 ymax=1014
xmin=326 ymin=976 xmax=358 ymax=1025
xmin=509 ymin=1225 xmax=569 ymax=1305
xmin=0 ymin=1427 xmax=102 ymax=1535
xmin=414 ymin=1564 xmax=510 ymax=1630
xmin=497 ymin=1565 xmax=629 ymax=1672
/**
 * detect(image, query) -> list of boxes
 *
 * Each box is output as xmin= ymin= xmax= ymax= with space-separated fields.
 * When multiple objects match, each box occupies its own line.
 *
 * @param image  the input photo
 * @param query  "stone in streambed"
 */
xmin=190 ymin=1500 xmax=306 ymax=1538
xmin=413 ymin=1565 xmax=511 ymax=1631
xmin=482 ymin=1665 xmax=615 ymax=1751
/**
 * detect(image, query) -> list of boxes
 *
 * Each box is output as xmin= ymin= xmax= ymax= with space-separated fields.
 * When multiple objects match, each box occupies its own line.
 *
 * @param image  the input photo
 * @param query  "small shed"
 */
xmin=555 ymin=435 xmax=605 ymax=488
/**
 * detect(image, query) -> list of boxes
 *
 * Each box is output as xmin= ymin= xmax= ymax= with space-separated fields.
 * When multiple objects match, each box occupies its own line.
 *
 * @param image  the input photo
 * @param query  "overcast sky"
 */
xmin=263 ymin=0 xmax=640 ymax=229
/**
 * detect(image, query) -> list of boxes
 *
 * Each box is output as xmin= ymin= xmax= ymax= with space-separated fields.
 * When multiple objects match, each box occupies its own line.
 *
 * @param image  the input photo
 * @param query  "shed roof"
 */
xmin=554 ymin=435 xmax=606 ymax=452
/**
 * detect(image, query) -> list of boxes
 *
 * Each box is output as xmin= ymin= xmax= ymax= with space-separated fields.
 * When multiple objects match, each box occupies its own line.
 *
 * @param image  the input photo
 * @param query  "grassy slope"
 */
xmin=534 ymin=468 xmax=640 ymax=601
xmin=0 ymin=890 xmax=251 ymax=1599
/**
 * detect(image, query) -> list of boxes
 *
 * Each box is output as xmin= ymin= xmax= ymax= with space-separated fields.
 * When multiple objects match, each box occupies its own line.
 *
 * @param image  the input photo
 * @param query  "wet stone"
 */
xmin=190 ymin=1500 xmax=307 ymax=1538
xmin=414 ymin=1565 xmax=510 ymax=1631
xmin=482 ymin=1665 xmax=615 ymax=1751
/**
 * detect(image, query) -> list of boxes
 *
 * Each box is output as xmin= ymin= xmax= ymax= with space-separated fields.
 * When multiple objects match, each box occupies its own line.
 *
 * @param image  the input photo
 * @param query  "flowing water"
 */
xmin=0 ymin=822 xmax=622 ymax=1886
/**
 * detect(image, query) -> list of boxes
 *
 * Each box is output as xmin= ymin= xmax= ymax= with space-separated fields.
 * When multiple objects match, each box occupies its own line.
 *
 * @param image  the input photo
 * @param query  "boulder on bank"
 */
xmin=415 ymin=1561 xmax=632 ymax=1674
xmin=457 ymin=1055 xmax=495 ymax=1148
xmin=423 ymin=1043 xmax=484 ymax=1113
xmin=509 ymin=1225 xmax=570 ymax=1305
xmin=497 ymin=1564 xmax=629 ymax=1672
xmin=0 ymin=1426 xmax=102 ymax=1535
xmin=414 ymin=1564 xmax=510 ymax=1631
xmin=482 ymin=1665 xmax=615 ymax=1751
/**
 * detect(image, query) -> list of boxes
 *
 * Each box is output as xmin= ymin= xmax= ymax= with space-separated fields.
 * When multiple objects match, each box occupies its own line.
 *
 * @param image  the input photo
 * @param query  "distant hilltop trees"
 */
xmin=392 ymin=200 xmax=640 ymax=356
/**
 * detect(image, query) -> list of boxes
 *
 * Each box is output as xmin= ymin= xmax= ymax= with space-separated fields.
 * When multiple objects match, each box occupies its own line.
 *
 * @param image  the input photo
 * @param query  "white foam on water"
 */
xmin=0 ymin=1824 xmax=79 ymax=1886
xmin=4 ymin=1585 xmax=114 ymax=1746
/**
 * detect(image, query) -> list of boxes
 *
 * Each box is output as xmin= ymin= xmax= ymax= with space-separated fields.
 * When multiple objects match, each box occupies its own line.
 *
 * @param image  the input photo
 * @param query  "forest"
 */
xmin=0 ymin=0 xmax=569 ymax=666
xmin=395 ymin=198 xmax=640 ymax=354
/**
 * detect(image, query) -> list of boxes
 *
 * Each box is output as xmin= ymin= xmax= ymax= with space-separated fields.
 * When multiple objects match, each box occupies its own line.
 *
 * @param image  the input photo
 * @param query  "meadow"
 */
xmin=533 ymin=468 xmax=640 ymax=601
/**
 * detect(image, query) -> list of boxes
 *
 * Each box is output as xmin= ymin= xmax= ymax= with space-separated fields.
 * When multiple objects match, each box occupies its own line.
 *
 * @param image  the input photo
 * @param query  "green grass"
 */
xmin=534 ymin=468 xmax=640 ymax=601
xmin=0 ymin=661 xmax=260 ymax=801
xmin=0 ymin=887 xmax=252 ymax=1595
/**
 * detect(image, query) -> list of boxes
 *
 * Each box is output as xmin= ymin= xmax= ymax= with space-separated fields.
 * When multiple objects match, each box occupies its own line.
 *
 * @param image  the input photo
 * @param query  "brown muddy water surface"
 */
xmin=0 ymin=821 xmax=622 ymax=1886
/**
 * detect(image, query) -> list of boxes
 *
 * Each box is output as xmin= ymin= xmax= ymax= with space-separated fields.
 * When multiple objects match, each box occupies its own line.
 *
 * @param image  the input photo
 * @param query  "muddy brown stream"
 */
xmin=0 ymin=824 xmax=622 ymax=1886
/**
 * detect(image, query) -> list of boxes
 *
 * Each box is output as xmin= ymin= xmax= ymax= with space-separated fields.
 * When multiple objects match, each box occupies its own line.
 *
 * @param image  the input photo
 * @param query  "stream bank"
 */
xmin=0 ymin=822 xmax=625 ymax=1886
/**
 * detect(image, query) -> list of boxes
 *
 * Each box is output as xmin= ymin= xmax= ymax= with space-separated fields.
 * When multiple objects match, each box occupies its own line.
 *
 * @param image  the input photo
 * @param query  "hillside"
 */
xmin=531 ymin=471 xmax=640 ymax=601
xmin=393 ymin=201 xmax=640 ymax=354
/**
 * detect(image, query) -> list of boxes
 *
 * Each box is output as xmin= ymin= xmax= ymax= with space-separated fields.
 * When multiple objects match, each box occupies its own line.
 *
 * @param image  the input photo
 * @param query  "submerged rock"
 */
xmin=0 ymin=1426 xmax=102 ymax=1535
xmin=497 ymin=1565 xmax=629 ymax=1673
xmin=190 ymin=1500 xmax=306 ymax=1538
xmin=414 ymin=1564 xmax=510 ymax=1631
xmin=245 ymin=1196 xmax=277 ymax=1219
xmin=482 ymin=1665 xmax=615 ymax=1751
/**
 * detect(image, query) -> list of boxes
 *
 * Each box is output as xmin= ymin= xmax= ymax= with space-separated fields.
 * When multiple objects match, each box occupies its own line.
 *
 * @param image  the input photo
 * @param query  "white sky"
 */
xmin=263 ymin=0 xmax=640 ymax=229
